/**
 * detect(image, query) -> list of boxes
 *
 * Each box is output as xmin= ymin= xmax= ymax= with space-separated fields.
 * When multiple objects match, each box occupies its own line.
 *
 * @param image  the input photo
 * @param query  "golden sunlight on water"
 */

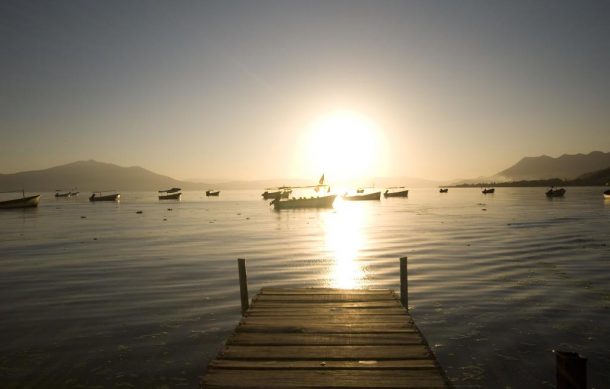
xmin=323 ymin=200 xmax=367 ymax=288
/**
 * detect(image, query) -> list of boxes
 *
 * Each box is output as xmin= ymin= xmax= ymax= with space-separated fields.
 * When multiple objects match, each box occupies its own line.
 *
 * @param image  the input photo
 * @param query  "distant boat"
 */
xmin=356 ymin=188 xmax=365 ymax=193
xmin=604 ymin=189 xmax=610 ymax=199
xmin=89 ymin=192 xmax=120 ymax=202
xmin=206 ymin=190 xmax=220 ymax=197
xmin=546 ymin=187 xmax=566 ymax=198
xmin=261 ymin=189 xmax=291 ymax=200
xmin=159 ymin=187 xmax=181 ymax=194
xmin=439 ymin=188 xmax=449 ymax=193
xmin=270 ymin=195 xmax=336 ymax=210
xmin=159 ymin=192 xmax=181 ymax=200
xmin=69 ymin=191 xmax=79 ymax=196
xmin=383 ymin=189 xmax=408 ymax=198
xmin=0 ymin=192 xmax=40 ymax=209
xmin=482 ymin=188 xmax=495 ymax=194
xmin=55 ymin=191 xmax=71 ymax=198
xmin=343 ymin=192 xmax=381 ymax=201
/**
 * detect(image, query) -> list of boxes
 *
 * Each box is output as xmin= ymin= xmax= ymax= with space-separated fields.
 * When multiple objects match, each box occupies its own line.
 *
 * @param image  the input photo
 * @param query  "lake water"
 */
xmin=1 ymin=188 xmax=609 ymax=388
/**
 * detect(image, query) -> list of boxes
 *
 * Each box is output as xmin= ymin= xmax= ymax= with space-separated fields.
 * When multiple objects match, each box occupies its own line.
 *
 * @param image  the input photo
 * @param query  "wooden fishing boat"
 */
xmin=482 ymin=188 xmax=495 ymax=194
xmin=159 ymin=187 xmax=181 ymax=194
xmin=69 ymin=191 xmax=79 ymax=196
xmin=604 ymin=189 xmax=610 ymax=199
xmin=206 ymin=190 xmax=220 ymax=196
xmin=262 ymin=189 xmax=291 ymax=200
xmin=55 ymin=191 xmax=71 ymax=197
xmin=89 ymin=192 xmax=120 ymax=201
xmin=159 ymin=192 xmax=181 ymax=200
xmin=546 ymin=187 xmax=566 ymax=198
xmin=383 ymin=189 xmax=409 ymax=198
xmin=270 ymin=195 xmax=337 ymax=210
xmin=343 ymin=191 xmax=381 ymax=201
xmin=439 ymin=188 xmax=448 ymax=193
xmin=0 ymin=193 xmax=40 ymax=209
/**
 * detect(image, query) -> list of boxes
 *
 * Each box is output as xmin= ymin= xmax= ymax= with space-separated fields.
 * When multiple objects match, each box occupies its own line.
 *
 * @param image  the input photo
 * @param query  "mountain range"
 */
xmin=1 ymin=151 xmax=609 ymax=191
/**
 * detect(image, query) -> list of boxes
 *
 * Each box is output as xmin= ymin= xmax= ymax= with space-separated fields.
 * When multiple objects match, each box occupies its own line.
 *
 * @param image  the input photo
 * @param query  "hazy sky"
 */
xmin=1 ymin=0 xmax=609 ymax=181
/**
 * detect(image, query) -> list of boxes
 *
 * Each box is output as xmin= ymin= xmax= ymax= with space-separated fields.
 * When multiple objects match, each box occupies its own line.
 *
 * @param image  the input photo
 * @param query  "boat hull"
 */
xmin=272 ymin=195 xmax=337 ymax=210
xmin=55 ymin=192 xmax=71 ymax=198
xmin=343 ymin=192 xmax=381 ymax=201
xmin=89 ymin=194 xmax=120 ymax=202
xmin=384 ymin=190 xmax=409 ymax=198
xmin=546 ymin=188 xmax=566 ymax=198
xmin=159 ymin=193 xmax=181 ymax=200
xmin=482 ymin=189 xmax=495 ymax=194
xmin=206 ymin=191 xmax=220 ymax=196
xmin=604 ymin=190 xmax=610 ymax=199
xmin=439 ymin=188 xmax=448 ymax=193
xmin=0 ymin=195 xmax=40 ymax=209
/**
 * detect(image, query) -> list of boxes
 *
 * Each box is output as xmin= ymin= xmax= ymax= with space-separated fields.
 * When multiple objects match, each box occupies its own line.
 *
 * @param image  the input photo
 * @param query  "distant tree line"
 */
xmin=450 ymin=167 xmax=610 ymax=188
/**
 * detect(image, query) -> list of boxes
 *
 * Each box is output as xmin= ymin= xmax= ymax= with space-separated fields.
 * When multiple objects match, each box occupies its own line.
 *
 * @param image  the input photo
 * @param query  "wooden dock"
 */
xmin=202 ymin=264 xmax=451 ymax=389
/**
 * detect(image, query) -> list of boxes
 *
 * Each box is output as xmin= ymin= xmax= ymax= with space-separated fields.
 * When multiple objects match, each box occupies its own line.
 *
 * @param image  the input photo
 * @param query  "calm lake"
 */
xmin=1 ymin=188 xmax=609 ymax=388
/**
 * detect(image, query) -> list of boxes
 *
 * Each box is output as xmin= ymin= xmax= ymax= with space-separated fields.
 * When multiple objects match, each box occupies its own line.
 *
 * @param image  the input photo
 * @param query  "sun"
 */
xmin=296 ymin=110 xmax=387 ymax=183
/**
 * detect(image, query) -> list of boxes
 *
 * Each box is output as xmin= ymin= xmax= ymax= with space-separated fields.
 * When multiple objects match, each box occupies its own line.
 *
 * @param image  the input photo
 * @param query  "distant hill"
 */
xmin=495 ymin=151 xmax=610 ymax=181
xmin=0 ymin=160 xmax=207 ymax=192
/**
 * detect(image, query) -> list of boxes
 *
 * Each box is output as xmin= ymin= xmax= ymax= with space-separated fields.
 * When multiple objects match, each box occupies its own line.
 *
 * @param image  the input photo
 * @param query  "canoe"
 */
xmin=343 ymin=192 xmax=381 ymax=201
xmin=604 ymin=190 xmax=610 ymax=199
xmin=0 ymin=195 xmax=40 ymax=209
xmin=159 ymin=192 xmax=181 ymax=200
xmin=383 ymin=189 xmax=408 ymax=198
xmin=482 ymin=188 xmax=495 ymax=194
xmin=89 ymin=193 xmax=120 ymax=201
xmin=206 ymin=190 xmax=220 ymax=196
xmin=271 ymin=195 xmax=337 ymax=210
xmin=439 ymin=188 xmax=448 ymax=193
xmin=546 ymin=188 xmax=566 ymax=198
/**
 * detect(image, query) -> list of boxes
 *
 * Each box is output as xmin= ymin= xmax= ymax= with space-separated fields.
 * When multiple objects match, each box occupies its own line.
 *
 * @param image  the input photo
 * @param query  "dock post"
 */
xmin=556 ymin=351 xmax=586 ymax=389
xmin=400 ymin=256 xmax=408 ymax=309
xmin=237 ymin=258 xmax=249 ymax=315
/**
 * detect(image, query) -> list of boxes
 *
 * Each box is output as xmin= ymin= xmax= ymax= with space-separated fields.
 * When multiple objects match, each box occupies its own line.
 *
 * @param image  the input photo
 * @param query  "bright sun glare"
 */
xmin=297 ymin=110 xmax=387 ymax=182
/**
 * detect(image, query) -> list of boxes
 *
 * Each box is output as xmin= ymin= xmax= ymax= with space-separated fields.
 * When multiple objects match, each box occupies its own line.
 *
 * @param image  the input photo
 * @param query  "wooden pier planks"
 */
xmin=202 ymin=288 xmax=450 ymax=388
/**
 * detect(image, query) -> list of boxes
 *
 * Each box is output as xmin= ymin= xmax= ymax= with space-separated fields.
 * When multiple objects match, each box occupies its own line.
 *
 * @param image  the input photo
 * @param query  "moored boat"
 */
xmin=159 ymin=187 xmax=181 ymax=194
xmin=159 ymin=192 xmax=181 ymax=200
xmin=206 ymin=190 xmax=220 ymax=197
xmin=439 ymin=188 xmax=448 ymax=193
xmin=261 ymin=189 xmax=291 ymax=200
xmin=55 ymin=190 xmax=71 ymax=198
xmin=604 ymin=189 xmax=610 ymax=199
xmin=69 ymin=191 xmax=79 ymax=196
xmin=89 ymin=192 xmax=120 ymax=201
xmin=546 ymin=187 xmax=566 ymax=198
xmin=343 ymin=191 xmax=381 ymax=201
xmin=0 ymin=193 xmax=40 ymax=209
xmin=270 ymin=195 xmax=337 ymax=210
xmin=482 ymin=188 xmax=495 ymax=194
xmin=383 ymin=189 xmax=408 ymax=198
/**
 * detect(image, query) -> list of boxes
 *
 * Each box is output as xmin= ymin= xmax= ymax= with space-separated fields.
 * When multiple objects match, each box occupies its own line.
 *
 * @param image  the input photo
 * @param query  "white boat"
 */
xmin=0 ymin=193 xmax=40 ymax=209
xmin=604 ymin=189 xmax=610 ymax=199
xmin=270 ymin=195 xmax=337 ymax=210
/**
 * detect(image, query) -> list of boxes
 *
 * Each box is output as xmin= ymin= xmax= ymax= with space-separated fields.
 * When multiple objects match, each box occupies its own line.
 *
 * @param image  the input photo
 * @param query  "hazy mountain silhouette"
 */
xmin=0 ymin=160 xmax=206 ymax=192
xmin=495 ymin=151 xmax=610 ymax=181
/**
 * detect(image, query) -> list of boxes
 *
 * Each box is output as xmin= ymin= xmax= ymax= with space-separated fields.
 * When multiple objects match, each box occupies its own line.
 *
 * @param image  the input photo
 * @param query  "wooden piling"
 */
xmin=400 ymin=256 xmax=408 ymax=309
xmin=238 ymin=258 xmax=249 ymax=315
xmin=556 ymin=351 xmax=587 ymax=389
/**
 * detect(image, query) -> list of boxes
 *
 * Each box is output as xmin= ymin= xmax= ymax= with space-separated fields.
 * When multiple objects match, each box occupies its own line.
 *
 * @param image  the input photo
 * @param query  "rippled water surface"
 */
xmin=1 ymin=188 xmax=609 ymax=388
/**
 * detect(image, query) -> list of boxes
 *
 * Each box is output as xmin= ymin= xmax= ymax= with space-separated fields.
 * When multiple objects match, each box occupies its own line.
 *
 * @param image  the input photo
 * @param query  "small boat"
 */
xmin=89 ymin=192 xmax=120 ymax=202
xmin=206 ymin=190 xmax=220 ymax=197
xmin=262 ymin=189 xmax=292 ymax=200
xmin=159 ymin=192 xmax=181 ymax=200
xmin=439 ymin=188 xmax=448 ymax=193
xmin=356 ymin=188 xmax=365 ymax=193
xmin=55 ymin=191 xmax=71 ymax=198
xmin=69 ymin=191 xmax=79 ymax=196
xmin=383 ymin=189 xmax=409 ymax=198
xmin=270 ymin=195 xmax=337 ymax=210
xmin=604 ymin=189 xmax=610 ymax=199
xmin=482 ymin=188 xmax=495 ymax=194
xmin=159 ymin=187 xmax=181 ymax=194
xmin=546 ymin=187 xmax=566 ymax=198
xmin=0 ymin=191 xmax=40 ymax=209
xmin=343 ymin=191 xmax=381 ymax=201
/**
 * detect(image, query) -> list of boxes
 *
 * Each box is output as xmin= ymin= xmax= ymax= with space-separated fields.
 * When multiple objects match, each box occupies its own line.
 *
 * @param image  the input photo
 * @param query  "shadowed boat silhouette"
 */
xmin=89 ymin=191 xmax=120 ymax=201
xmin=0 ymin=190 xmax=40 ymax=209
xmin=546 ymin=187 xmax=566 ymax=198
xmin=159 ymin=187 xmax=181 ymax=200
xmin=383 ymin=187 xmax=409 ymax=198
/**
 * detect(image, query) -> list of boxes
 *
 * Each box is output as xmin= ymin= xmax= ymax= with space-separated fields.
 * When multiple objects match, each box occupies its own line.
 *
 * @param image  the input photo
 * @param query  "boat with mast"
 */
xmin=0 ymin=190 xmax=41 ymax=209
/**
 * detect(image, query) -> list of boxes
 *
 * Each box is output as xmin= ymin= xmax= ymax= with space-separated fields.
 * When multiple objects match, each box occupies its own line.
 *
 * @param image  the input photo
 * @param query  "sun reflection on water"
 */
xmin=323 ymin=201 xmax=367 ymax=288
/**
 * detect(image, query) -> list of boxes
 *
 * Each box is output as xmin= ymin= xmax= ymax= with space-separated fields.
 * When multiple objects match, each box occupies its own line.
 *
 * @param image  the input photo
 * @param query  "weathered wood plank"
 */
xmin=242 ymin=315 xmax=412 ymax=325
xmin=203 ymin=369 xmax=447 ymax=388
xmin=238 ymin=323 xmax=417 ymax=334
xmin=246 ymin=308 xmax=408 ymax=316
xmin=220 ymin=345 xmax=431 ymax=360
xmin=228 ymin=332 xmax=423 ymax=346
xmin=209 ymin=359 xmax=437 ymax=370
xmin=254 ymin=294 xmax=398 ymax=303
xmin=260 ymin=287 xmax=393 ymax=295
xmin=250 ymin=301 xmax=402 ymax=309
